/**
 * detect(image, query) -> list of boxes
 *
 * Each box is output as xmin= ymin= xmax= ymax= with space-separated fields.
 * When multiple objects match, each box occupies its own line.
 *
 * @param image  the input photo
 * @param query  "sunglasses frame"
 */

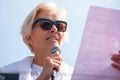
xmin=32 ymin=18 xmax=67 ymax=32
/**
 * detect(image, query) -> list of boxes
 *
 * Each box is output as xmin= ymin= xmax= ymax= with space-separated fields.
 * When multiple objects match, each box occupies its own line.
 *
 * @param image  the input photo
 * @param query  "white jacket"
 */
xmin=0 ymin=56 xmax=73 ymax=80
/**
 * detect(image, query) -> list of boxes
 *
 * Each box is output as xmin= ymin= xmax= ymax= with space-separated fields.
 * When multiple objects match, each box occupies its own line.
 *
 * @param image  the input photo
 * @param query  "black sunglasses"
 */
xmin=32 ymin=18 xmax=67 ymax=32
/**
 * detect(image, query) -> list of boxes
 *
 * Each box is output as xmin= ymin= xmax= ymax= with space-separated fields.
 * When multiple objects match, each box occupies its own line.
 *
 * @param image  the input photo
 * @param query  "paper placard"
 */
xmin=72 ymin=6 xmax=120 ymax=80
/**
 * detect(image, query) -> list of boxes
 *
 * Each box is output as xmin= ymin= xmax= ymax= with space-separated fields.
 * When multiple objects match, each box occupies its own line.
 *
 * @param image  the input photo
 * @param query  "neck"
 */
xmin=33 ymin=50 xmax=50 ymax=67
xmin=33 ymin=55 xmax=44 ymax=67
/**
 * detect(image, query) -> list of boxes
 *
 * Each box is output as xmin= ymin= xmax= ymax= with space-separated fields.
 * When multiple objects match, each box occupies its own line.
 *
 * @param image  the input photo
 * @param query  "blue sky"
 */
xmin=0 ymin=0 xmax=120 ymax=67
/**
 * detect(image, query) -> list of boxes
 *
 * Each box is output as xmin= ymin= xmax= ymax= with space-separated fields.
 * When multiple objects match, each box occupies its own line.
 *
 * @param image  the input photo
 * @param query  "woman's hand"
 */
xmin=111 ymin=51 xmax=120 ymax=70
xmin=37 ymin=53 xmax=62 ymax=80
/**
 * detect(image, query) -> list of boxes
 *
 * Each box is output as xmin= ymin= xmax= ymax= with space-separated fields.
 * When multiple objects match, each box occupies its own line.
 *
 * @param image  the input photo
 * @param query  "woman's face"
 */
xmin=28 ymin=10 xmax=66 ymax=54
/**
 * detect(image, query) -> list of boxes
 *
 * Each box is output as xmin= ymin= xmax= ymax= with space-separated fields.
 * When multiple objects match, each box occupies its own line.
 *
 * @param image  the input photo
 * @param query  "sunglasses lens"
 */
xmin=56 ymin=22 xmax=67 ymax=32
xmin=40 ymin=21 xmax=52 ymax=30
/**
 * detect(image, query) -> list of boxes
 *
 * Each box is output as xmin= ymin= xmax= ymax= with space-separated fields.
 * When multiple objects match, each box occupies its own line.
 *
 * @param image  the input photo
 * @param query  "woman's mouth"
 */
xmin=46 ymin=36 xmax=59 ymax=42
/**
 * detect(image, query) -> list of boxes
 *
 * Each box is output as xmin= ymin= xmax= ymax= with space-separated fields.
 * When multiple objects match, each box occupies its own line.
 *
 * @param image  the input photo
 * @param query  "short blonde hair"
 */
xmin=21 ymin=2 xmax=67 ymax=52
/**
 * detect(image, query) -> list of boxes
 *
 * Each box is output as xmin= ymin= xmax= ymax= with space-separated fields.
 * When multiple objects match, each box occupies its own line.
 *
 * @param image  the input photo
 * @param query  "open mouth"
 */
xmin=46 ymin=35 xmax=59 ymax=42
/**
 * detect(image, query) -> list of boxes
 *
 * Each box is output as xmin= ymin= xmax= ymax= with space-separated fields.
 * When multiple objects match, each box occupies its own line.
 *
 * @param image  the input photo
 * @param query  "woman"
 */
xmin=0 ymin=1 xmax=120 ymax=80
xmin=0 ymin=2 xmax=73 ymax=80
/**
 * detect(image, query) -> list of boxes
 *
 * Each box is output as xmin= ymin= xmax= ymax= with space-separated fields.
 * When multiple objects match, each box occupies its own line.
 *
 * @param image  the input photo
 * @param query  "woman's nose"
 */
xmin=50 ymin=25 xmax=58 ymax=33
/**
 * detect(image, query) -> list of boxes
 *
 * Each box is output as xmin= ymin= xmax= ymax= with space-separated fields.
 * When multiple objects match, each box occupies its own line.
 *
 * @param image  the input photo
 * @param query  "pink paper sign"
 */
xmin=72 ymin=6 xmax=120 ymax=80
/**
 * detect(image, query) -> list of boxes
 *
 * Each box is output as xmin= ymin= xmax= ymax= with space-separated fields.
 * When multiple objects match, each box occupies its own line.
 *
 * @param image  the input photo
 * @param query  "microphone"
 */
xmin=50 ymin=45 xmax=61 ymax=55
xmin=50 ymin=45 xmax=61 ymax=80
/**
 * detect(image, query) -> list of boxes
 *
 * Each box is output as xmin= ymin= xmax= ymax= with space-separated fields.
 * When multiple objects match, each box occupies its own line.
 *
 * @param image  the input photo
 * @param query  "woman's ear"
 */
xmin=25 ymin=35 xmax=33 ymax=52
xmin=26 ymin=35 xmax=32 ymax=43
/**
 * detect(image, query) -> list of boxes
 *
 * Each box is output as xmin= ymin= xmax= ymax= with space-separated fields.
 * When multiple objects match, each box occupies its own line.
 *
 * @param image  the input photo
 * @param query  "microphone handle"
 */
xmin=50 ymin=45 xmax=61 ymax=80
xmin=51 ymin=68 xmax=57 ymax=80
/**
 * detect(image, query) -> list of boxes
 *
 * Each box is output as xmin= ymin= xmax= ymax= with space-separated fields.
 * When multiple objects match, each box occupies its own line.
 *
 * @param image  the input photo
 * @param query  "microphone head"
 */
xmin=50 ymin=45 xmax=61 ymax=54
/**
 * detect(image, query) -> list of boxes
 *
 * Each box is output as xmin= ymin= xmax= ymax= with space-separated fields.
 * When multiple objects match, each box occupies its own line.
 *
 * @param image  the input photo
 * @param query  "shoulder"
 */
xmin=0 ymin=56 xmax=34 ymax=73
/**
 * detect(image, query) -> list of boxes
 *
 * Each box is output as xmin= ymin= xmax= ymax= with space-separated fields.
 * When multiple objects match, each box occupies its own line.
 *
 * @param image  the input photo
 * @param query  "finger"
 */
xmin=112 ymin=63 xmax=120 ymax=70
xmin=52 ymin=60 xmax=62 ymax=66
xmin=47 ymin=54 xmax=62 ymax=60
xmin=111 ymin=58 xmax=120 ymax=64
xmin=50 ymin=53 xmax=61 ymax=57
xmin=112 ymin=55 xmax=120 ymax=60
xmin=52 ymin=57 xmax=62 ymax=62
xmin=112 ymin=54 xmax=120 ymax=60
xmin=119 ymin=51 xmax=120 ymax=54
xmin=47 ymin=61 xmax=61 ymax=73
xmin=45 ymin=55 xmax=62 ymax=66
xmin=53 ymin=63 xmax=61 ymax=72
xmin=48 ymin=57 xmax=62 ymax=67
xmin=49 ymin=54 xmax=62 ymax=61
xmin=45 ymin=57 xmax=62 ymax=68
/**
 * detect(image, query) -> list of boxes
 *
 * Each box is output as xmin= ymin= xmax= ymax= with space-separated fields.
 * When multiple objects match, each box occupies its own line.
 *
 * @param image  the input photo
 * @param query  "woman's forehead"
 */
xmin=35 ymin=10 xmax=63 ymax=20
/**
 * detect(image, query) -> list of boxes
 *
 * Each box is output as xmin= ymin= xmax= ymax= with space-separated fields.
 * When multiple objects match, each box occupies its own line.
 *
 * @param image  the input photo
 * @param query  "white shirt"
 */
xmin=0 ymin=56 xmax=73 ymax=80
